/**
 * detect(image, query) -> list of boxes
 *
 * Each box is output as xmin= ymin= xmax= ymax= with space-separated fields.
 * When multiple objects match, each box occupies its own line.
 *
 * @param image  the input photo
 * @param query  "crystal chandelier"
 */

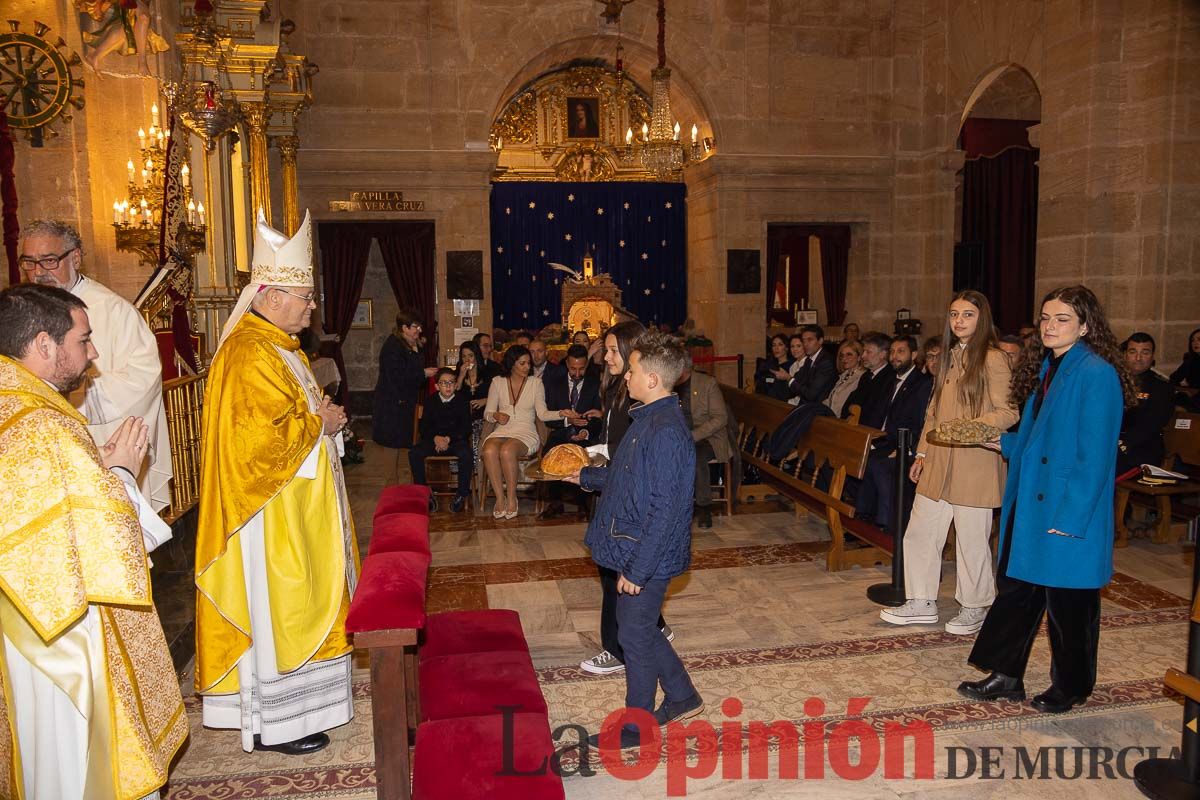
xmin=160 ymin=15 xmax=240 ymax=151
xmin=112 ymin=102 xmax=206 ymax=265
xmin=617 ymin=0 xmax=708 ymax=179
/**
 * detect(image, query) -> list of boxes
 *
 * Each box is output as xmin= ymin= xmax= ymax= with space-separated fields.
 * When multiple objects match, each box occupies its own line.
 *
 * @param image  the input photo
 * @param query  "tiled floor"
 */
xmin=164 ymin=437 xmax=1196 ymax=799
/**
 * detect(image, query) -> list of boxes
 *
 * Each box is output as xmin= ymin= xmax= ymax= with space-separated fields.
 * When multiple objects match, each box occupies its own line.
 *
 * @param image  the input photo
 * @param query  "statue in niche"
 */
xmin=556 ymin=147 xmax=614 ymax=182
xmin=597 ymin=0 xmax=635 ymax=23
xmin=74 ymin=0 xmax=169 ymax=76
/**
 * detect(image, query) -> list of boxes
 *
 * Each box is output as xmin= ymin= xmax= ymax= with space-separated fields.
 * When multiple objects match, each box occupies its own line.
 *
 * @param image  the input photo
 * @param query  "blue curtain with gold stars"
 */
xmin=489 ymin=182 xmax=687 ymax=330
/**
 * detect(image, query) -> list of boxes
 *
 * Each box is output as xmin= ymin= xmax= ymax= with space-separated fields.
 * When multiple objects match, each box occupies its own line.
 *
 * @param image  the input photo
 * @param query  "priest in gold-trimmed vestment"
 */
xmin=195 ymin=211 xmax=358 ymax=755
xmin=0 ymin=284 xmax=186 ymax=800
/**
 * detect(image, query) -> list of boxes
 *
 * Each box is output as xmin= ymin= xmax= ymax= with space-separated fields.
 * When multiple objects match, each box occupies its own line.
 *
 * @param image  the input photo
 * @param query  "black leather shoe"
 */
xmin=253 ymin=732 xmax=330 ymax=755
xmin=450 ymin=495 xmax=468 ymax=513
xmin=1031 ymin=687 xmax=1087 ymax=713
xmin=427 ymin=495 xmax=439 ymax=514
xmin=695 ymin=507 xmax=713 ymax=529
xmin=538 ymin=502 xmax=565 ymax=520
xmin=587 ymin=724 xmax=650 ymax=751
xmin=957 ymin=672 xmax=1026 ymax=702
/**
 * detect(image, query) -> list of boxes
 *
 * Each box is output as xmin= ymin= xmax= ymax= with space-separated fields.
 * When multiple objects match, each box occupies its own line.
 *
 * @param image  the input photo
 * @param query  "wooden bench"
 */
xmin=719 ymin=385 xmax=887 ymax=570
xmin=1115 ymin=411 xmax=1200 ymax=547
xmin=346 ymin=484 xmax=564 ymax=800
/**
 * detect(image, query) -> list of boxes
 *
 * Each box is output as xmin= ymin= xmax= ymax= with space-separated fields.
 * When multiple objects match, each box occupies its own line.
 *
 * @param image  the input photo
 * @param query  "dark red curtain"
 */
xmin=764 ymin=224 xmax=850 ymax=327
xmin=960 ymin=119 xmax=1039 ymax=334
xmin=815 ymin=226 xmax=850 ymax=326
xmin=0 ymin=111 xmax=18 ymax=286
xmin=765 ymin=225 xmax=811 ymax=325
xmin=318 ymin=223 xmax=373 ymax=404
xmin=374 ymin=222 xmax=437 ymax=367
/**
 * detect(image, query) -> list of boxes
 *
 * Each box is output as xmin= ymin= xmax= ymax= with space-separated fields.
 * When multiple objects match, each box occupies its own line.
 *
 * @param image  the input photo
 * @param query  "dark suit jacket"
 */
xmin=418 ymin=391 xmax=473 ymax=446
xmin=542 ymin=371 xmax=603 ymax=452
xmin=1118 ymin=370 xmax=1175 ymax=473
xmin=874 ymin=368 xmax=934 ymax=456
xmin=846 ymin=364 xmax=897 ymax=428
xmin=533 ymin=360 xmax=566 ymax=384
xmin=787 ymin=348 xmax=837 ymax=404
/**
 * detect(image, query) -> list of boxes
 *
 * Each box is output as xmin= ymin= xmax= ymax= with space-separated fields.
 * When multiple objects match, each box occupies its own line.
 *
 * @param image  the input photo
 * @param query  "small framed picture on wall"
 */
xmin=351 ymin=299 xmax=373 ymax=329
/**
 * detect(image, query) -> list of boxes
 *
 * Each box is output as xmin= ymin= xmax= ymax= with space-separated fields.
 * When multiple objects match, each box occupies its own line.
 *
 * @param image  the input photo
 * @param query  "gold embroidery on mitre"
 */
xmin=250 ymin=209 xmax=314 ymax=288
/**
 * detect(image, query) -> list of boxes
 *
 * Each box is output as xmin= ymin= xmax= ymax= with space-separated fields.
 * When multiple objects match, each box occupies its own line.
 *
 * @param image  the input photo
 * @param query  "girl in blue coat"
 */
xmin=958 ymin=285 xmax=1136 ymax=713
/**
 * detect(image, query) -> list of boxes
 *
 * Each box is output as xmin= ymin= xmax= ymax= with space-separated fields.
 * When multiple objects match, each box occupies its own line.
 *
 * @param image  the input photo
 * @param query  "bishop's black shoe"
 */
xmin=1031 ymin=686 xmax=1088 ymax=714
xmin=253 ymin=732 xmax=330 ymax=755
xmin=956 ymin=672 xmax=1026 ymax=702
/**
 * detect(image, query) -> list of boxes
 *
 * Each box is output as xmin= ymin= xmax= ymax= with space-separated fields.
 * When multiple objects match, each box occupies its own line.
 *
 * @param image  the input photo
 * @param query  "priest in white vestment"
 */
xmin=18 ymin=219 xmax=175 ymax=512
xmin=195 ymin=211 xmax=358 ymax=755
xmin=0 ymin=283 xmax=187 ymax=800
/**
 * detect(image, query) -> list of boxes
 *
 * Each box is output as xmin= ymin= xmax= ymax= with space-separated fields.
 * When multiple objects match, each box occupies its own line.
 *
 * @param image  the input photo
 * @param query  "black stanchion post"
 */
xmin=867 ymin=428 xmax=910 ymax=607
xmin=1133 ymin=544 xmax=1200 ymax=799
xmin=737 ymin=354 xmax=744 ymax=389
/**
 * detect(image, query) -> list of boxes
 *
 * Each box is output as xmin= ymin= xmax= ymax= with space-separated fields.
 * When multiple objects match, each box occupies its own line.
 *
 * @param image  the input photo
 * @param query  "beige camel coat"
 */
xmin=916 ymin=345 xmax=1019 ymax=508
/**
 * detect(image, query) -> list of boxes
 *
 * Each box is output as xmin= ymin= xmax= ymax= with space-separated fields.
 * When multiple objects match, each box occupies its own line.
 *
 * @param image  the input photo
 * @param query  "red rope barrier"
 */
xmin=692 ymin=354 xmax=741 ymax=364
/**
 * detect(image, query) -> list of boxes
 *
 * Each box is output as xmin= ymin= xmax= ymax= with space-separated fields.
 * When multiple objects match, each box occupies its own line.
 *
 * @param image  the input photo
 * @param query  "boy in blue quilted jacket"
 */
xmin=565 ymin=330 xmax=704 ymax=750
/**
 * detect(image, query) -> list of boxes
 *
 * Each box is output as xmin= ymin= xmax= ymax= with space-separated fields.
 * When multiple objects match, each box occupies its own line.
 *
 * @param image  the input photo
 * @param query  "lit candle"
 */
xmin=141 ymin=168 xmax=148 ymax=187
xmin=626 ymin=127 xmax=633 ymax=145
xmin=181 ymin=163 xmax=190 ymax=188
xmin=197 ymin=202 xmax=206 ymax=226
xmin=143 ymin=206 xmax=151 ymax=223
xmin=113 ymin=201 xmax=121 ymax=224
xmin=145 ymin=157 xmax=153 ymax=171
xmin=148 ymin=124 xmax=157 ymax=140
xmin=137 ymin=127 xmax=146 ymax=147
xmin=151 ymin=103 xmax=159 ymax=127
xmin=691 ymin=124 xmax=698 ymax=144
xmin=673 ymin=121 xmax=680 ymax=141
xmin=156 ymin=130 xmax=164 ymax=149
xmin=187 ymin=199 xmax=196 ymax=225
xmin=641 ymin=122 xmax=648 ymax=142
xmin=126 ymin=159 xmax=135 ymax=182
xmin=496 ymin=135 xmax=503 ymax=150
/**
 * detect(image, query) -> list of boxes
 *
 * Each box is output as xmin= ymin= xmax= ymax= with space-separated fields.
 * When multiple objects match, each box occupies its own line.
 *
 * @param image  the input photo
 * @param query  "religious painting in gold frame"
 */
xmin=351 ymin=298 xmax=373 ymax=329
xmin=565 ymin=96 xmax=601 ymax=139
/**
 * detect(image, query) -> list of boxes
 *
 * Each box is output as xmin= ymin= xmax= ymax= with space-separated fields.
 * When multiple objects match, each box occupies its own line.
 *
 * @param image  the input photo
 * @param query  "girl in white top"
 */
xmin=481 ymin=344 xmax=570 ymax=519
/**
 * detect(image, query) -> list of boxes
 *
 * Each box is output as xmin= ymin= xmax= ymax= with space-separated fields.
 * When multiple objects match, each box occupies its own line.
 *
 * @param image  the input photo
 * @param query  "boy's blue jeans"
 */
xmin=615 ymin=577 xmax=696 ymax=713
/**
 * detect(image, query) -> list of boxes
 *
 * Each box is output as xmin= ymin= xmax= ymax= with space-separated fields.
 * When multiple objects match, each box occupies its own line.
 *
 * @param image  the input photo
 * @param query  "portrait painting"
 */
xmin=566 ymin=97 xmax=601 ymax=139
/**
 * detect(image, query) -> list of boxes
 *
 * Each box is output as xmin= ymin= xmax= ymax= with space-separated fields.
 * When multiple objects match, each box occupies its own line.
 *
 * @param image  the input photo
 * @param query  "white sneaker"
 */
xmin=879 ymin=599 xmax=939 ymax=626
xmin=945 ymin=606 xmax=989 ymax=635
xmin=579 ymin=650 xmax=625 ymax=675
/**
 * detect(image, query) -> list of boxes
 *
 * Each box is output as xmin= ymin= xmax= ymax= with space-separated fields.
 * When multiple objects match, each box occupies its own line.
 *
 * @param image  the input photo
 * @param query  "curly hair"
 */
xmin=1010 ymin=285 xmax=1138 ymax=408
xmin=501 ymin=344 xmax=530 ymax=377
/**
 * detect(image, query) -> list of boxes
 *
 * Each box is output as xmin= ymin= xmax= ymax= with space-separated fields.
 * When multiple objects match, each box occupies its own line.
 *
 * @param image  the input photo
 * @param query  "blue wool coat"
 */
xmin=580 ymin=394 xmax=695 ymax=587
xmin=998 ymin=342 xmax=1123 ymax=589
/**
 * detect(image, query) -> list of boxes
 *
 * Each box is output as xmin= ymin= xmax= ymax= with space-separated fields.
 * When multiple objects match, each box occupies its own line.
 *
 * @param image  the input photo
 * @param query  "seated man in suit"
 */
xmin=676 ymin=356 xmax=732 ymax=529
xmin=787 ymin=324 xmax=838 ymax=405
xmin=529 ymin=337 xmax=566 ymax=382
xmin=843 ymin=331 xmax=894 ymax=425
xmin=856 ymin=335 xmax=933 ymax=531
xmin=539 ymin=345 xmax=602 ymax=519
xmin=1118 ymin=332 xmax=1175 ymax=475
xmin=409 ymin=367 xmax=474 ymax=512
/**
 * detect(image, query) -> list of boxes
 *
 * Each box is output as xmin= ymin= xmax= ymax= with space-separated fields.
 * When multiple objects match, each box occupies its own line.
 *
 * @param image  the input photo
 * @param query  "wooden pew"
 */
xmin=719 ymin=385 xmax=887 ymax=570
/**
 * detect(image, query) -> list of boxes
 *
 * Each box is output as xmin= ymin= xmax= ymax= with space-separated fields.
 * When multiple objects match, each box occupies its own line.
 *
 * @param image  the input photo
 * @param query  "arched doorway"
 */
xmin=954 ymin=65 xmax=1042 ymax=335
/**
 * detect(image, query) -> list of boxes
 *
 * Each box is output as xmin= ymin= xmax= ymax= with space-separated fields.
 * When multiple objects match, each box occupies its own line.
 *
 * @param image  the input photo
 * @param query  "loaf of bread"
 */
xmin=541 ymin=443 xmax=591 ymax=476
xmin=932 ymin=418 xmax=1001 ymax=445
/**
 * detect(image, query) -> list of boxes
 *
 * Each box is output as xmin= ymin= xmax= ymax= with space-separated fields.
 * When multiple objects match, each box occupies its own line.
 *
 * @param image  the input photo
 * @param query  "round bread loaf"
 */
xmin=541 ymin=443 xmax=591 ymax=476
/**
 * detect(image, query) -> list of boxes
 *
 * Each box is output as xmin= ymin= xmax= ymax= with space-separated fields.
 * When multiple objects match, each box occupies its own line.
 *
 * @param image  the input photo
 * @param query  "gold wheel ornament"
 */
xmin=0 ymin=20 xmax=85 ymax=146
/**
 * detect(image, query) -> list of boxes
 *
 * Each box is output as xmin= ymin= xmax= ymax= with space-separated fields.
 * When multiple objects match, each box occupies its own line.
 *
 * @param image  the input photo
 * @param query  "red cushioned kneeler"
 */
xmin=367 ymin=513 xmax=431 ymax=557
xmin=374 ymin=484 xmax=431 ymax=518
xmin=419 ymin=610 xmax=528 ymax=662
xmin=345 ymin=551 xmax=431 ymax=633
xmin=412 ymin=712 xmax=565 ymax=800
xmin=419 ymin=651 xmax=547 ymax=722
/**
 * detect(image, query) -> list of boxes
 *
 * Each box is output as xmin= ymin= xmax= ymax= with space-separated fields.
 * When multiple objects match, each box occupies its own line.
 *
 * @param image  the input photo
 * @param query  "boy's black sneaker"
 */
xmin=450 ymin=495 xmax=468 ymax=513
xmin=653 ymin=693 xmax=705 ymax=726
xmin=587 ymin=723 xmax=651 ymax=751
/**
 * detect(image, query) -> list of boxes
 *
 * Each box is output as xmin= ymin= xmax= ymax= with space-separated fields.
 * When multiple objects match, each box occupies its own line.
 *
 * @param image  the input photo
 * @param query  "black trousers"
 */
xmin=409 ymin=439 xmax=473 ymax=497
xmin=968 ymin=513 xmax=1101 ymax=697
xmin=694 ymin=440 xmax=715 ymax=508
xmin=599 ymin=565 xmax=666 ymax=663
xmin=857 ymin=448 xmax=917 ymax=531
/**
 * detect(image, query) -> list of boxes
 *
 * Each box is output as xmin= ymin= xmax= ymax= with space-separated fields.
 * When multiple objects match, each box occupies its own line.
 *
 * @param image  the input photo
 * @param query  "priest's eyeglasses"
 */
xmin=276 ymin=288 xmax=316 ymax=303
xmin=18 ymin=248 xmax=77 ymax=272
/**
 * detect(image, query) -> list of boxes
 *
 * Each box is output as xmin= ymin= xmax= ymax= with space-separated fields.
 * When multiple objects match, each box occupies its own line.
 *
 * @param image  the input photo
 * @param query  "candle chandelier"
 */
xmin=616 ymin=0 xmax=708 ymax=179
xmin=160 ymin=14 xmax=240 ymax=151
xmin=113 ymin=102 xmax=206 ymax=266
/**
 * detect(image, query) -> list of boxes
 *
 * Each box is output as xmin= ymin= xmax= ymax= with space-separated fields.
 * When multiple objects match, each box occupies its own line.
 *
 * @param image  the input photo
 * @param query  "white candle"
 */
xmin=126 ymin=159 xmax=135 ymax=182
xmin=187 ymin=199 xmax=196 ymax=225
xmin=673 ymin=121 xmax=680 ymax=141
xmin=137 ymin=128 xmax=146 ymax=147
xmin=181 ymin=163 xmax=190 ymax=188
xmin=197 ymin=202 xmax=206 ymax=226
xmin=113 ymin=201 xmax=121 ymax=224
xmin=148 ymin=124 xmax=157 ymax=140
xmin=691 ymin=124 xmax=698 ymax=144
xmin=141 ymin=169 xmax=148 ymax=187
xmin=641 ymin=122 xmax=648 ymax=142
xmin=151 ymin=103 xmax=159 ymax=127
xmin=626 ymin=127 xmax=633 ymax=145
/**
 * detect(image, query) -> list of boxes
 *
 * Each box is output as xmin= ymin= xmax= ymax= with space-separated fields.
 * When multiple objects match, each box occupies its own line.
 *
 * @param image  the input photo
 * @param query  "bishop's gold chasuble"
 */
xmin=0 ymin=356 xmax=187 ymax=800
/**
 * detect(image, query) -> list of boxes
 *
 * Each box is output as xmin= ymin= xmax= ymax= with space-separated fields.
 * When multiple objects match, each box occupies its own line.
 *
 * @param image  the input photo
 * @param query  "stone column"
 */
xmin=241 ymin=102 xmax=272 ymax=225
xmin=275 ymin=135 xmax=300 ymax=235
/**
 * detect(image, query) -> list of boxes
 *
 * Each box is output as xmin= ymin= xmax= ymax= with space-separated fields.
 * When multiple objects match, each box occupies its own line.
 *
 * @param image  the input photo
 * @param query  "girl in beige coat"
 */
xmin=881 ymin=291 xmax=1019 ymax=634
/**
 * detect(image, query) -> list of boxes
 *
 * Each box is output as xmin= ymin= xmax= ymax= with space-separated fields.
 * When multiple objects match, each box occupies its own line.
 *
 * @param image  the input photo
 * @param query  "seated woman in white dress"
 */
xmin=481 ymin=344 xmax=570 ymax=519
